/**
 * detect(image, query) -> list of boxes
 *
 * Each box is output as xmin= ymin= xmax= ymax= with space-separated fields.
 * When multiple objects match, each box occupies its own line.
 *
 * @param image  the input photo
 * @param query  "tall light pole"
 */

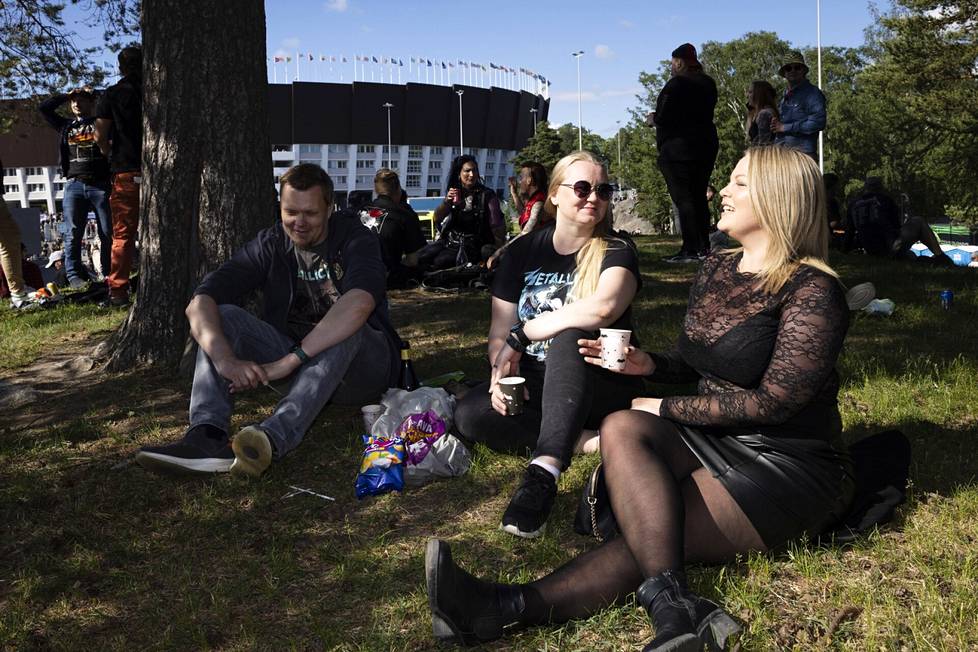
xmin=816 ymin=0 xmax=824 ymax=172
xmin=382 ymin=102 xmax=394 ymax=168
xmin=456 ymin=89 xmax=465 ymax=153
xmin=529 ymin=107 xmax=538 ymax=135
xmin=616 ymin=120 xmax=623 ymax=188
xmin=571 ymin=50 xmax=584 ymax=150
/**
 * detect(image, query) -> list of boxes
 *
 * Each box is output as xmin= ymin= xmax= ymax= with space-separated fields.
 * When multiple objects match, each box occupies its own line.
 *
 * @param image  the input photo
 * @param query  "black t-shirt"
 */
xmin=358 ymin=195 xmax=426 ymax=273
xmin=95 ymin=76 xmax=142 ymax=172
xmin=492 ymin=224 xmax=641 ymax=362
xmin=288 ymin=240 xmax=342 ymax=339
xmin=65 ymin=119 xmax=110 ymax=181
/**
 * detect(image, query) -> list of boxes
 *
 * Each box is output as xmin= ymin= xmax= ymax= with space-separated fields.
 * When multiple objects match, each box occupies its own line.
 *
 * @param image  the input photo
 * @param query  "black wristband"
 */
xmin=505 ymin=333 xmax=526 ymax=353
xmin=509 ymin=322 xmax=531 ymax=349
xmin=290 ymin=344 xmax=310 ymax=363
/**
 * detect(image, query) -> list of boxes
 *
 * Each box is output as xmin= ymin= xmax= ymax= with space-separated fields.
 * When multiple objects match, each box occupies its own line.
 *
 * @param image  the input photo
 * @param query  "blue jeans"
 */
xmin=188 ymin=305 xmax=396 ymax=457
xmin=62 ymin=178 xmax=111 ymax=282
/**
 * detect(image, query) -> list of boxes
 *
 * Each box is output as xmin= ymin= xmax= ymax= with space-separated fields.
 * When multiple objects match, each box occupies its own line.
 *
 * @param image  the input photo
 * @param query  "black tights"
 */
xmin=520 ymin=409 xmax=766 ymax=624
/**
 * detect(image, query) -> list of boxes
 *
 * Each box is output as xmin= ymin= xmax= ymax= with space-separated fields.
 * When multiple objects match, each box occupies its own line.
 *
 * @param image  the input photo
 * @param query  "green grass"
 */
xmin=1 ymin=236 xmax=976 ymax=650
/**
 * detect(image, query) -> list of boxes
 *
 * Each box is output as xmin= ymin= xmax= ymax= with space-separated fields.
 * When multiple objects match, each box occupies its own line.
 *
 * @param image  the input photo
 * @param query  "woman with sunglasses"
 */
xmin=453 ymin=150 xmax=643 ymax=539
xmin=427 ymin=147 xmax=853 ymax=651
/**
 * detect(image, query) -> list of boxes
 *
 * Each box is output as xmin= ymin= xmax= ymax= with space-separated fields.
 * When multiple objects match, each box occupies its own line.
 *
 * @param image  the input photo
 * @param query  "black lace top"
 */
xmin=651 ymin=253 xmax=848 ymax=440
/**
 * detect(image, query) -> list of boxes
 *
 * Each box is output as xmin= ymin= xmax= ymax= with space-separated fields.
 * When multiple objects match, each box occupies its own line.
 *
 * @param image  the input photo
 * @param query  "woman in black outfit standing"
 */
xmin=746 ymin=80 xmax=779 ymax=145
xmin=426 ymin=146 xmax=854 ymax=651
xmin=650 ymin=42 xmax=720 ymax=264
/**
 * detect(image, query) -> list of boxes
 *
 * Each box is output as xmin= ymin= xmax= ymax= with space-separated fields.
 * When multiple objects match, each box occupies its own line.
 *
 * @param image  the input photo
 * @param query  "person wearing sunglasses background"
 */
xmin=452 ymin=151 xmax=644 ymax=539
xmin=771 ymin=50 xmax=826 ymax=159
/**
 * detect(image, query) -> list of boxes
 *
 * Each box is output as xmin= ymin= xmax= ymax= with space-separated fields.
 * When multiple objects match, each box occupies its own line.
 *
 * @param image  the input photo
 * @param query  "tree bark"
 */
xmin=107 ymin=0 xmax=273 ymax=370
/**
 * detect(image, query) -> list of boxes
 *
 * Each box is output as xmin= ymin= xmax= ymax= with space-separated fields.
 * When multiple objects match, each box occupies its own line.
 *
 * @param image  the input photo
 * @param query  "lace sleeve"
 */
xmin=659 ymin=271 xmax=848 ymax=427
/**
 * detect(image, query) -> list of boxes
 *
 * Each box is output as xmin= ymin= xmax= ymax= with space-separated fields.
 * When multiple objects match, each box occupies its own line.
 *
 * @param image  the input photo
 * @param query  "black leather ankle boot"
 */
xmin=425 ymin=539 xmax=525 ymax=645
xmin=683 ymin=592 xmax=742 ymax=651
xmin=636 ymin=571 xmax=702 ymax=652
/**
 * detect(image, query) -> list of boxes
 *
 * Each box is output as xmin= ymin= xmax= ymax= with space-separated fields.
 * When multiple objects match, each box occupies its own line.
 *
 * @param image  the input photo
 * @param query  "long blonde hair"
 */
xmin=545 ymin=151 xmax=617 ymax=300
xmin=738 ymin=145 xmax=837 ymax=293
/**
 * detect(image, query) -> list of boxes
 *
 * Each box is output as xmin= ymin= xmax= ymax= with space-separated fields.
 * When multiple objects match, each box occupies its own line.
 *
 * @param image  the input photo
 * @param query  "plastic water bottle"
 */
xmin=940 ymin=290 xmax=953 ymax=310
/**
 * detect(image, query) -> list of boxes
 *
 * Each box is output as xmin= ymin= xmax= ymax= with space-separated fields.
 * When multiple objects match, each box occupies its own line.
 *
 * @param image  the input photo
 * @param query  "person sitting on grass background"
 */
xmin=845 ymin=176 xmax=953 ymax=266
xmin=136 ymin=164 xmax=401 ymax=478
xmin=426 ymin=146 xmax=855 ymax=652
xmin=453 ymin=151 xmax=644 ymax=539
xmin=417 ymin=155 xmax=505 ymax=271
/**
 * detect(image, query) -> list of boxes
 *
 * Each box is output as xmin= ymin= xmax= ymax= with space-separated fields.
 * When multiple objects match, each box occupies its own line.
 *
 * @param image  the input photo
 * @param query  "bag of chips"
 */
xmin=354 ymin=435 xmax=406 ymax=499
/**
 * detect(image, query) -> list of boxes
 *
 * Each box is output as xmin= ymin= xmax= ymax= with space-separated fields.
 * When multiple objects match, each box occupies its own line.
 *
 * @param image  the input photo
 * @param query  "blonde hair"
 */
xmin=545 ymin=151 xmax=618 ymax=300
xmin=735 ymin=145 xmax=837 ymax=293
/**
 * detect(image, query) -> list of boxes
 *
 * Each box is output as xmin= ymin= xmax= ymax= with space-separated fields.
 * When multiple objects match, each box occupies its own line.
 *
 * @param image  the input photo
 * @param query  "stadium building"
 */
xmin=2 ymin=80 xmax=550 ymax=212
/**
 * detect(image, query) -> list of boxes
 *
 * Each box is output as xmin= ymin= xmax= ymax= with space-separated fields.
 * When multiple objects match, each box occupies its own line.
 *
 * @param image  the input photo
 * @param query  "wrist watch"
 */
xmin=290 ymin=344 xmax=310 ymax=363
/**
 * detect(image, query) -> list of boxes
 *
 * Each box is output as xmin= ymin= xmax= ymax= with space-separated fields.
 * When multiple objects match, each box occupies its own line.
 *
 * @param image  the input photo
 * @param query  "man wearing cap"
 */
xmin=772 ymin=51 xmax=826 ymax=159
xmin=45 ymin=250 xmax=71 ymax=288
xmin=39 ymin=87 xmax=112 ymax=290
xmin=647 ymin=42 xmax=719 ymax=263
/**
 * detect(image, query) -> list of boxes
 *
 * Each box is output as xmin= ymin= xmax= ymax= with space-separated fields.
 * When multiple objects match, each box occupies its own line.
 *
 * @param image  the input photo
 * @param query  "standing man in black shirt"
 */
xmin=95 ymin=46 xmax=142 ymax=307
xmin=358 ymin=168 xmax=427 ymax=288
xmin=648 ymin=43 xmax=719 ymax=263
xmin=39 ymin=87 xmax=112 ymax=289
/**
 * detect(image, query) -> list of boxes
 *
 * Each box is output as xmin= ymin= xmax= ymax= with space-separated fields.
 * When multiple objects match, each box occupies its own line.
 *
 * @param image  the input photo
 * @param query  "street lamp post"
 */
xmin=616 ymin=120 xmax=623 ymax=188
xmin=456 ymin=89 xmax=465 ymax=153
xmin=816 ymin=0 xmax=824 ymax=172
xmin=571 ymin=50 xmax=584 ymax=150
xmin=529 ymin=107 xmax=538 ymax=135
xmin=382 ymin=102 xmax=394 ymax=168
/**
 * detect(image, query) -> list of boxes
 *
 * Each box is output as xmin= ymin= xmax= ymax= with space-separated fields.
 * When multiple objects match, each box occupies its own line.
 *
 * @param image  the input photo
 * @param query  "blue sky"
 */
xmin=264 ymin=0 xmax=879 ymax=135
xmin=64 ymin=1 xmax=879 ymax=137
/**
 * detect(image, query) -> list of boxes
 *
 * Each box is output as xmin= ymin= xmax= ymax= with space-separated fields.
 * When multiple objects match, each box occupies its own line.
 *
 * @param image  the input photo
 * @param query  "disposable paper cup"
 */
xmin=361 ymin=404 xmax=385 ymax=432
xmin=497 ymin=376 xmax=526 ymax=416
xmin=599 ymin=328 xmax=631 ymax=371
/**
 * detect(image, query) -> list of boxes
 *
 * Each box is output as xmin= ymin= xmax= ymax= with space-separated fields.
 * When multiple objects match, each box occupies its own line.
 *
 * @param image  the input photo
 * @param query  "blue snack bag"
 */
xmin=355 ymin=434 xmax=406 ymax=498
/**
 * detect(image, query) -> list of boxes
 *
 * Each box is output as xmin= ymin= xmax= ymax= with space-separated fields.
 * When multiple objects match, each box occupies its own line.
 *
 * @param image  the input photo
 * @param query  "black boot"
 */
xmin=425 ymin=539 xmax=525 ymax=645
xmin=683 ymin=592 xmax=742 ymax=651
xmin=636 ymin=571 xmax=702 ymax=652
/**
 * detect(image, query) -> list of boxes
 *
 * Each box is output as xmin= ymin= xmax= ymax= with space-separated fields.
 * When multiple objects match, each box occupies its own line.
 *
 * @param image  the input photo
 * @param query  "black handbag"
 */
xmin=573 ymin=463 xmax=620 ymax=542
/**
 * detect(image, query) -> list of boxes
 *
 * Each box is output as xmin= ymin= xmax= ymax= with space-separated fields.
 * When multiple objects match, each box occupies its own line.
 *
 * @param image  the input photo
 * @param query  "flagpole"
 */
xmin=456 ymin=89 xmax=465 ymax=153
xmin=572 ymin=50 xmax=585 ymax=150
xmin=816 ymin=0 xmax=824 ymax=172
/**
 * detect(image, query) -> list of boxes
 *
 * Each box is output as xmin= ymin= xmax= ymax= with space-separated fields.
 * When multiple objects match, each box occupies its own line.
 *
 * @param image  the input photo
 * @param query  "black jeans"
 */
xmin=453 ymin=329 xmax=644 ymax=469
xmin=658 ymin=158 xmax=716 ymax=254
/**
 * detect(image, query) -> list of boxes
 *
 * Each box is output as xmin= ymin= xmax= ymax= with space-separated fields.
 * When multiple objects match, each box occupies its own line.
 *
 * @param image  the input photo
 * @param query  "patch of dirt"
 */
xmin=0 ymin=332 xmax=185 ymax=434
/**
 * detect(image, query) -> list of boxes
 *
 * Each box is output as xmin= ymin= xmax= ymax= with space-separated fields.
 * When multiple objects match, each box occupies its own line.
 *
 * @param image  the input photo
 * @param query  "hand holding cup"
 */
xmin=578 ymin=333 xmax=655 ymax=376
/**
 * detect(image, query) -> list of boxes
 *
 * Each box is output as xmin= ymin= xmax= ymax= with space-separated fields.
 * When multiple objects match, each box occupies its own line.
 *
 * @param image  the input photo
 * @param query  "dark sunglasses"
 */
xmin=783 ymin=63 xmax=806 ymax=72
xmin=560 ymin=180 xmax=614 ymax=201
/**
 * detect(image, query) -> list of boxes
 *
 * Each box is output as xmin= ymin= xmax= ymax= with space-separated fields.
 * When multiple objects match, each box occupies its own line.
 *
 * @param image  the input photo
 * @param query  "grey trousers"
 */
xmin=188 ymin=304 xmax=394 ymax=457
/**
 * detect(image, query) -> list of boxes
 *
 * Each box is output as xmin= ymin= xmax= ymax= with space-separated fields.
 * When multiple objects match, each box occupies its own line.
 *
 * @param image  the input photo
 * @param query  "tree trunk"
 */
xmin=107 ymin=0 xmax=273 ymax=370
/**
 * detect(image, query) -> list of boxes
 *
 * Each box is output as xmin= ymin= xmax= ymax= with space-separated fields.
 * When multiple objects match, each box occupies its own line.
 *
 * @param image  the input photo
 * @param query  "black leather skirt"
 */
xmin=679 ymin=426 xmax=855 ymax=549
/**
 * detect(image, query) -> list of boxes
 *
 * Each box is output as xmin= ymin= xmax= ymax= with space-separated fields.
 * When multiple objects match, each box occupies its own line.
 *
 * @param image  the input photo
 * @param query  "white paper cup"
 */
xmin=497 ymin=376 xmax=526 ymax=416
xmin=361 ymin=404 xmax=385 ymax=432
xmin=598 ymin=328 xmax=631 ymax=371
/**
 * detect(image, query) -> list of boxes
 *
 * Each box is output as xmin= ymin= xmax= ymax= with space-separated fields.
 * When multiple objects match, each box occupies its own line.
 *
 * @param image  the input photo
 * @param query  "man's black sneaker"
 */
xmin=99 ymin=294 xmax=130 ymax=308
xmin=136 ymin=438 xmax=233 ymax=475
xmin=500 ymin=465 xmax=557 ymax=538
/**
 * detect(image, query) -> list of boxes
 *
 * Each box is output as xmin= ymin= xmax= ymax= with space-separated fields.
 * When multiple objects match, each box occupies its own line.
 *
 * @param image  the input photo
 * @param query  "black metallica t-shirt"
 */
xmin=492 ymin=224 xmax=641 ymax=362
xmin=65 ymin=119 xmax=110 ymax=181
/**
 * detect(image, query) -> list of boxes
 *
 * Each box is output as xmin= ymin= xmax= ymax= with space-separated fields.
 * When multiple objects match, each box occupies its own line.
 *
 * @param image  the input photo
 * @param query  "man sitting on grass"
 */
xmin=136 ymin=164 xmax=401 ymax=478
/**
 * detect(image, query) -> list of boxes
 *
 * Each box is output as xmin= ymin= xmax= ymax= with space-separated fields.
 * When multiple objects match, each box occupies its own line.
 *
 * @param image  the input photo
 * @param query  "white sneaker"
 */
xmin=10 ymin=287 xmax=39 ymax=310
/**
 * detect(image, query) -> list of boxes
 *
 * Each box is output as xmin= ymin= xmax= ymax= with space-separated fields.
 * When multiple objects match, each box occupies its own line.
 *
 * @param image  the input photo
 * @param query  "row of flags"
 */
xmin=267 ymin=52 xmax=549 ymax=96
xmin=270 ymin=53 xmax=549 ymax=85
